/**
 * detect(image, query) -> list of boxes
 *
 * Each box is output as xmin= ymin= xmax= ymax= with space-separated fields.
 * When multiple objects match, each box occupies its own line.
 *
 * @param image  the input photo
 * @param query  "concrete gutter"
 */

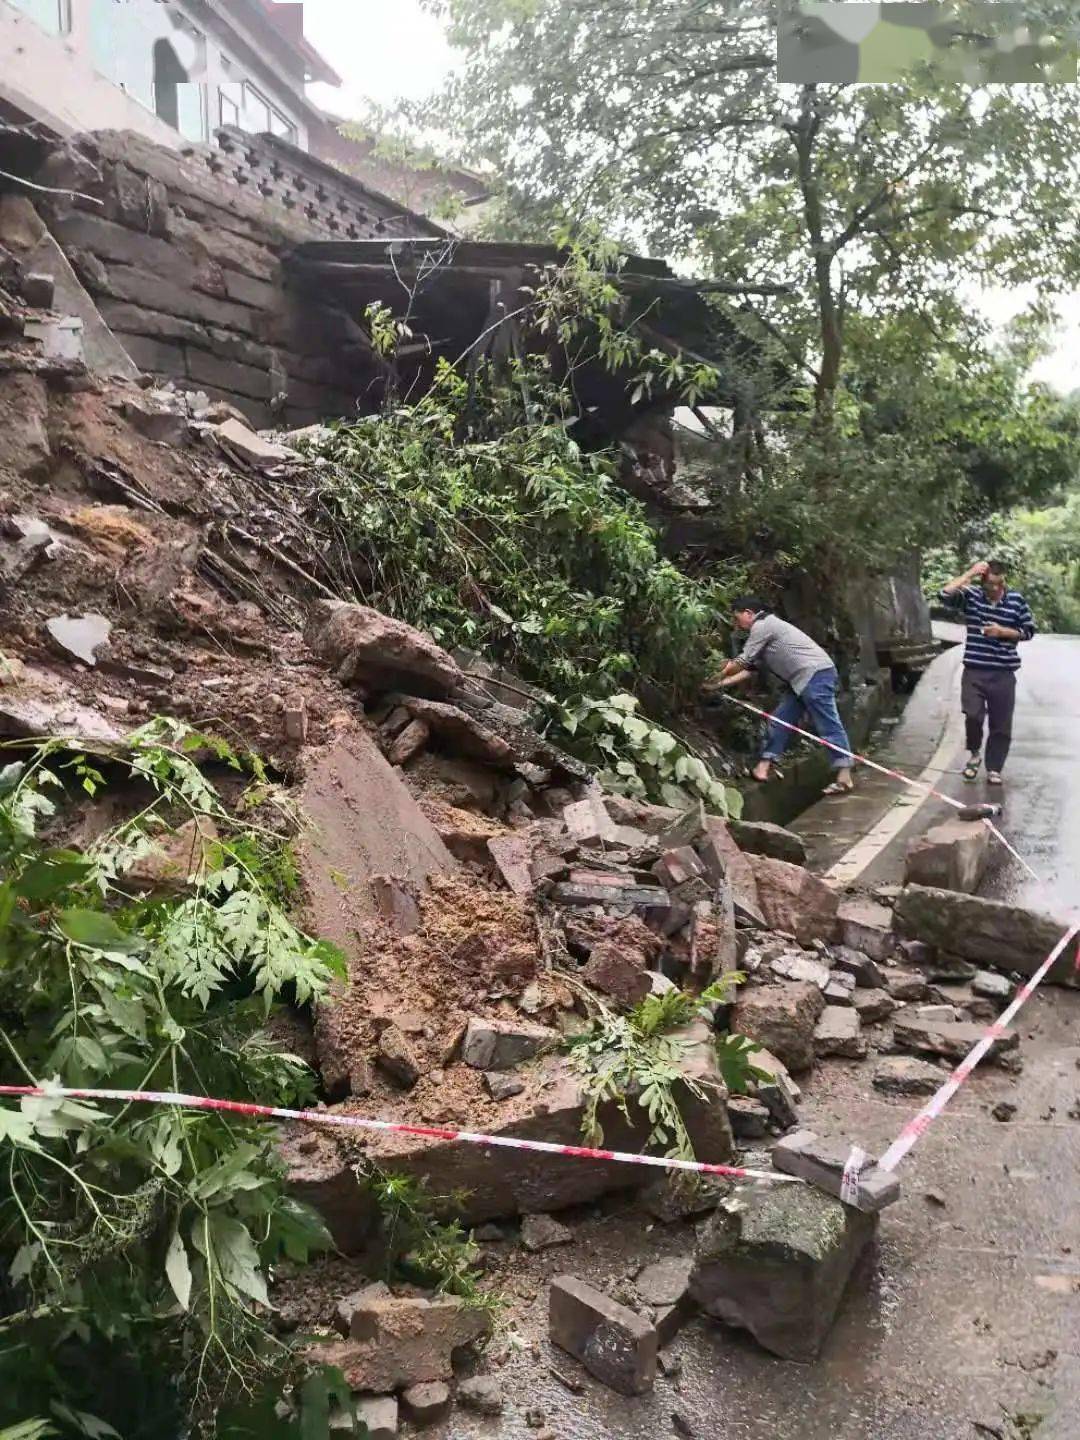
xmin=789 ymin=645 xmax=964 ymax=884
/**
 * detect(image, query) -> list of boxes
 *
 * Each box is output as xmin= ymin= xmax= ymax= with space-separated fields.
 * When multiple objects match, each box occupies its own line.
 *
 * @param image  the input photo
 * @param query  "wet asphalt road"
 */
xmin=435 ymin=635 xmax=1080 ymax=1440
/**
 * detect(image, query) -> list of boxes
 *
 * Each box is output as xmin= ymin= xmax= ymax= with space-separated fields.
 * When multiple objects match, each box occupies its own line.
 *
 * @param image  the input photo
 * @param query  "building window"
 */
xmin=241 ymin=81 xmax=298 ymax=144
xmin=220 ymin=88 xmax=240 ymax=128
xmin=8 ymin=0 xmax=69 ymax=33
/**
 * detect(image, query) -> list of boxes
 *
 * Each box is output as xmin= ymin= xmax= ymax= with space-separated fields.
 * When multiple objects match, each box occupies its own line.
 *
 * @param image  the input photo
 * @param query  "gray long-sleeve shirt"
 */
xmin=738 ymin=614 xmax=835 ymax=695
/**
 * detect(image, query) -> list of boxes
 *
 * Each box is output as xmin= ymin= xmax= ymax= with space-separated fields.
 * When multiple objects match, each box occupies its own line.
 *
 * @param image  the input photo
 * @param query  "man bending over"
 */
xmin=707 ymin=597 xmax=855 ymax=795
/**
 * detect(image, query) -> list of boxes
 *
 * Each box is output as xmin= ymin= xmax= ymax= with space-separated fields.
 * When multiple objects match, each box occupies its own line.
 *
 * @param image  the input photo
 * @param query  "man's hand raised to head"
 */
xmin=968 ymin=561 xmax=990 ymax=580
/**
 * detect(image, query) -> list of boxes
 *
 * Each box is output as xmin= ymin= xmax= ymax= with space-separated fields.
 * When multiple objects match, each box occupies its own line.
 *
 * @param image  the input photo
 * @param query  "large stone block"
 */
xmin=353 ymin=1027 xmax=733 ymax=1227
xmin=728 ymin=819 xmax=808 ymax=866
xmin=732 ymin=980 xmax=825 ymax=1074
xmin=895 ymin=886 xmax=1075 ymax=984
xmin=748 ymin=855 xmax=839 ymax=945
xmin=836 ymin=898 xmax=895 ymax=962
xmin=304 ymin=600 xmax=464 ymax=698
xmin=689 ymin=1183 xmax=877 ymax=1361
xmin=905 ymin=817 xmax=992 ymax=894
xmin=549 ymin=1275 xmax=658 ymax=1395
xmin=892 ymin=1012 xmax=1017 ymax=1063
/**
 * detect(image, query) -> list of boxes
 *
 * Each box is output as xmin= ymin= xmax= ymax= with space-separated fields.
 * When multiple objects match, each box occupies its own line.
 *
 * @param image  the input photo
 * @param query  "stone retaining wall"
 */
xmin=33 ymin=127 xmax=442 ymax=427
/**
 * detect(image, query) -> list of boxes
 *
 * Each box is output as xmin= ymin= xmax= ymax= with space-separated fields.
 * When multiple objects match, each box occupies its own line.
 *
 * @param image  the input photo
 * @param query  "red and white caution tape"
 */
xmin=877 ymin=922 xmax=1080 ymax=1173
xmin=720 ymin=691 xmax=1041 ymax=882
xmin=0 ymin=1084 xmax=802 ymax=1185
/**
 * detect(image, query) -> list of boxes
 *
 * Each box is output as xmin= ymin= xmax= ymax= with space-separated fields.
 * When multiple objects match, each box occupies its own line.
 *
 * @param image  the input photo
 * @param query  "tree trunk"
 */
xmin=792 ymin=87 xmax=842 ymax=418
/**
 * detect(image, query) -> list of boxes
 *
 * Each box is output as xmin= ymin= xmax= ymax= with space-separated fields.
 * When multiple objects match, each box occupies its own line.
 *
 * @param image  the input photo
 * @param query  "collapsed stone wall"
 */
xmin=29 ymin=127 xmax=442 ymax=428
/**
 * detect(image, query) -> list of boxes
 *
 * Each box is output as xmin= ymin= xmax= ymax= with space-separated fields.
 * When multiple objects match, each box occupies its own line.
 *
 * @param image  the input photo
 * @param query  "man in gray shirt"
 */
xmin=708 ymin=597 xmax=855 ymax=793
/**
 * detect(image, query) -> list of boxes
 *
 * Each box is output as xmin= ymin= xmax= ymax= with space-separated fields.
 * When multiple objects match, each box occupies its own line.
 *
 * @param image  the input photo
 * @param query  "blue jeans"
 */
xmin=761 ymin=667 xmax=854 ymax=772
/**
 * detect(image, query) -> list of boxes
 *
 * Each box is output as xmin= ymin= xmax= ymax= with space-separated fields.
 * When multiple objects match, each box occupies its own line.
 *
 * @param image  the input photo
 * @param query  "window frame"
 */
xmin=241 ymin=80 xmax=298 ymax=145
xmin=8 ymin=0 xmax=71 ymax=35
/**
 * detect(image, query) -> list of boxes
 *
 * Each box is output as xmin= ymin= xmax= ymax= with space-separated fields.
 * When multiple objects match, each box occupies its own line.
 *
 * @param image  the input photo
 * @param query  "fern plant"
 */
xmin=565 ymin=976 xmax=745 ymax=1160
xmin=0 ymin=724 xmax=349 ymax=1439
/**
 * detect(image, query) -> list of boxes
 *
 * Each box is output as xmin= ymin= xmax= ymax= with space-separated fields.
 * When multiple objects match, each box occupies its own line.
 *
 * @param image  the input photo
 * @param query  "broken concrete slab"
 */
xmin=316 ymin=1294 xmax=491 ymax=1391
xmin=636 ymin=1256 xmax=694 ymax=1309
xmin=695 ymin=817 xmax=764 ymax=923
xmin=747 ymin=855 xmax=839 ymax=945
xmin=563 ymin=793 xmax=619 ymax=846
xmin=836 ymin=898 xmax=895 ymax=962
xmin=813 ymin=1006 xmax=867 ymax=1060
xmin=461 ymin=1017 xmax=555 ymax=1071
xmin=690 ymin=1183 xmax=877 ymax=1361
xmin=305 ymin=601 xmax=464 ymax=699
xmin=771 ymin=1129 xmax=900 ymax=1212
xmin=872 ymin=1057 xmax=946 ymax=1096
xmin=349 ymin=1396 xmax=397 ymax=1440
xmin=549 ymin=1274 xmax=658 ymax=1396
xmin=830 ymin=946 xmax=884 ymax=988
xmin=732 ymin=980 xmax=826 ymax=1075
xmin=551 ymin=878 xmax=671 ymax=914
xmin=894 ymin=886 xmax=1076 ymax=985
xmin=214 ymin=416 xmax=299 ymax=467
xmin=892 ymin=1012 xmax=1018 ymax=1063
xmin=653 ymin=845 xmax=706 ymax=889
xmin=824 ymin=975 xmax=855 ymax=1007
xmin=44 ymin=611 xmax=111 ymax=666
xmin=638 ymin=1174 xmax=726 ymax=1225
xmin=580 ymin=935 xmax=652 ymax=1008
xmin=486 ymin=1071 xmax=526 ymax=1101
xmin=280 ymin=1126 xmax=380 ymax=1254
xmin=769 ymin=952 xmax=832 ymax=991
xmin=905 ymin=816 xmax=992 ymax=895
xmin=658 ymin=800 xmax=707 ymax=851
xmin=727 ymin=818 xmax=808 ymax=866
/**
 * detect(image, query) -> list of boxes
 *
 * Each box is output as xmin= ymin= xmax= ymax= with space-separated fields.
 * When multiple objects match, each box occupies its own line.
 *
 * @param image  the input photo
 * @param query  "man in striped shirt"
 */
xmin=939 ymin=559 xmax=1036 ymax=786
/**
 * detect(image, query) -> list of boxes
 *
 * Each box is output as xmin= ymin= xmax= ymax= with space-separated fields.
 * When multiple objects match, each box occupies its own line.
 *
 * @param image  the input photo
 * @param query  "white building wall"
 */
xmin=0 ymin=0 xmax=311 ymax=151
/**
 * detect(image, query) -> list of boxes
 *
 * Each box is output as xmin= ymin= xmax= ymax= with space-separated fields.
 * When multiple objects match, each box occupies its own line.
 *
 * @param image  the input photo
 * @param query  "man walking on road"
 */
xmin=707 ymin=598 xmax=855 ymax=794
xmin=940 ymin=559 xmax=1035 ymax=786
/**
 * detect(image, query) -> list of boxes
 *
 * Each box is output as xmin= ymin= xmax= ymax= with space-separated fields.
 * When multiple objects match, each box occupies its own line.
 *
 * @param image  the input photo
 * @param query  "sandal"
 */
xmin=962 ymin=757 xmax=981 ymax=782
xmin=987 ymin=771 xmax=1003 ymax=787
xmin=822 ymin=781 xmax=854 ymax=796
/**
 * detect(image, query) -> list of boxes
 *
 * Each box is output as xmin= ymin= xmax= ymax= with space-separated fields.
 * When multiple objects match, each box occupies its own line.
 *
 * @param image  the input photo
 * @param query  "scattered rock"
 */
xmin=654 ymin=846 xmax=706 ymax=888
xmin=727 ymin=1095 xmax=770 ymax=1139
xmin=992 ymin=1101 xmax=1017 ymax=1123
xmin=580 ymin=935 xmax=652 ymax=1008
xmin=732 ymin=980 xmax=825 ymax=1074
xmin=521 ymin=1212 xmax=574 ymax=1252
xmin=458 ymin=1376 xmax=504 ymax=1416
xmin=305 ymin=599 xmax=464 ymax=699
xmin=749 ymin=1046 xmax=802 ymax=1128
xmin=771 ymin=1128 xmax=900 ymax=1212
xmin=747 ymin=855 xmax=839 ymax=945
xmin=885 ymin=970 xmax=930 ymax=1002
xmin=830 ymin=946 xmax=884 ymax=988
xmin=525 ymin=1408 xmax=547 ymax=1429
xmin=689 ymin=1183 xmax=877 ymax=1361
xmin=376 ymin=1025 xmax=422 ymax=1089
xmin=318 ymin=1295 xmax=491 ymax=1391
xmin=44 ymin=612 xmax=111 ymax=666
xmin=461 ymin=1016 xmax=555 ymax=1071
xmin=851 ymin=989 xmax=898 ymax=1024
xmin=657 ymin=1349 xmax=683 ymax=1378
xmin=638 ymin=1175 xmax=726 ymax=1225
xmin=925 ymin=1188 xmax=947 ymax=1207
xmin=813 ymin=1005 xmax=867 ymax=1060
xmin=350 ymin=1395 xmax=397 ymax=1440
xmin=972 ymin=970 xmax=1013 ymax=1002
xmin=549 ymin=1274 xmax=658 ymax=1396
xmin=872 ymin=1057 xmax=945 ymax=1096
xmin=486 ymin=1071 xmax=526 ymax=1101
xmin=635 ymin=1256 xmax=693 ymax=1308
xmin=727 ymin=819 xmax=807 ymax=865
xmin=387 ymin=717 xmax=430 ymax=766
xmin=696 ymin=817 xmax=765 ymax=923
xmin=769 ymin=952 xmax=832 ymax=991
xmin=400 ymin=1382 xmax=450 ymax=1427
xmin=335 ymin=1281 xmax=392 ymax=1335
xmin=823 ymin=977 xmax=855 ymax=1006
xmin=892 ymin=1013 xmax=1018 ymax=1063
xmin=487 ymin=832 xmax=536 ymax=896
xmin=836 ymin=899 xmax=895 ymax=962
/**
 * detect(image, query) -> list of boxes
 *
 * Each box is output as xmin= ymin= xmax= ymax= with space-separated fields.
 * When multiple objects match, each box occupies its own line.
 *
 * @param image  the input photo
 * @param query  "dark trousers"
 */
xmin=961 ymin=666 xmax=1017 ymax=772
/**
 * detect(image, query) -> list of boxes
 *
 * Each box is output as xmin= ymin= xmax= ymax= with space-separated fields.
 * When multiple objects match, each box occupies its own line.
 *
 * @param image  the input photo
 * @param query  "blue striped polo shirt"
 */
xmin=939 ymin=585 xmax=1035 ymax=671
